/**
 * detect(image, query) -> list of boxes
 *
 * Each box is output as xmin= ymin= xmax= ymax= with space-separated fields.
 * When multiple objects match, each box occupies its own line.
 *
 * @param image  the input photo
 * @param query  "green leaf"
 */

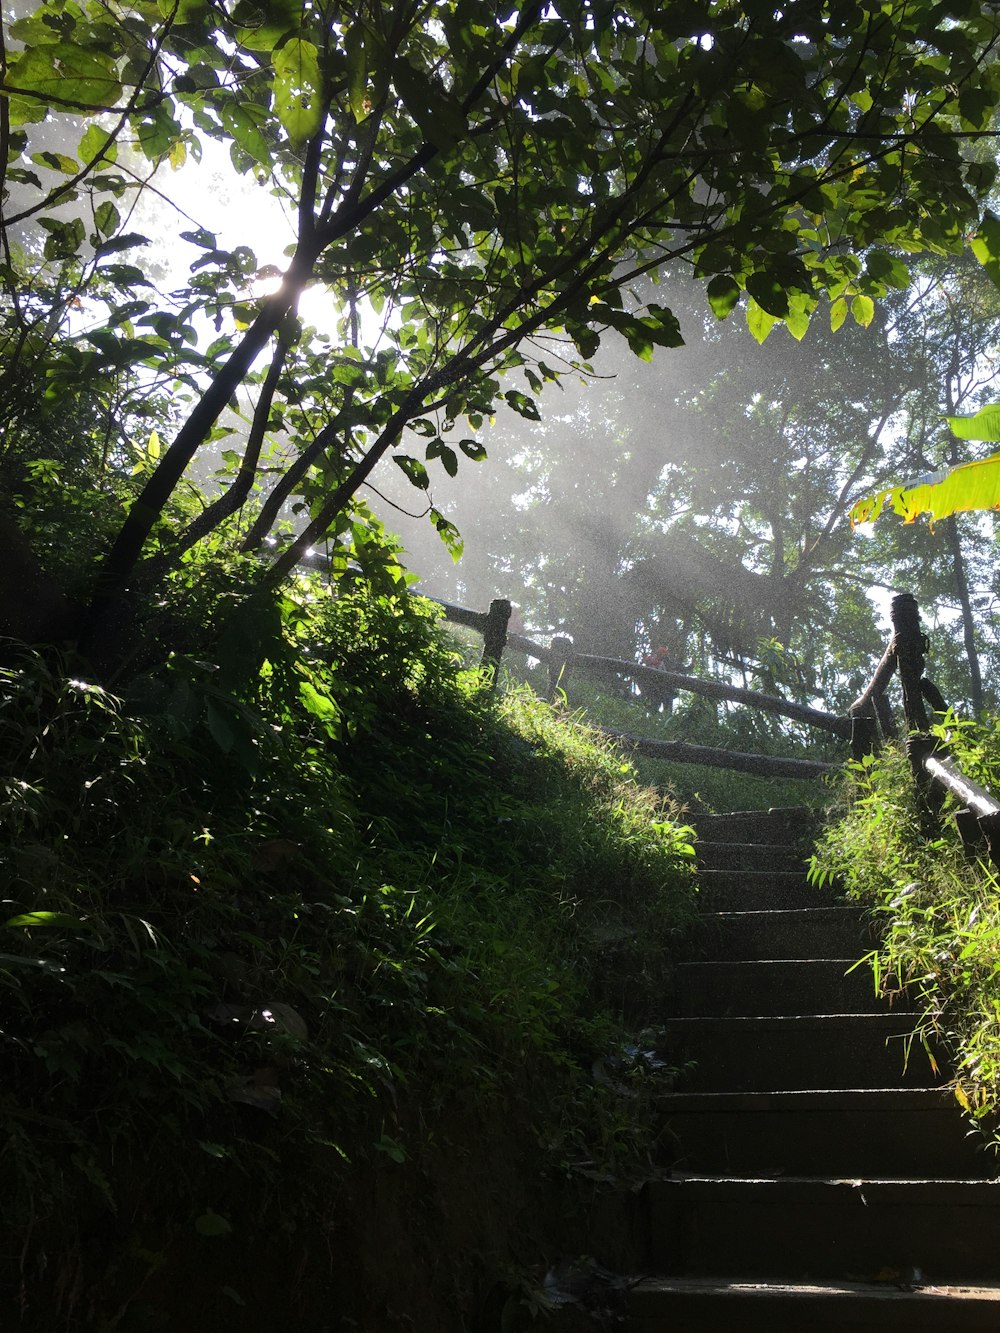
xmin=79 ymin=123 xmax=118 ymax=165
xmin=222 ymin=103 xmax=272 ymax=168
xmin=459 ymin=438 xmax=487 ymax=462
xmin=948 ymin=404 xmax=1000 ymax=442
xmin=233 ymin=0 xmax=300 ymax=50
xmin=426 ymin=438 xmax=458 ymax=477
xmin=7 ymin=43 xmax=122 ymax=109
xmin=94 ymin=201 xmax=120 ymax=237
xmin=504 ymin=390 xmax=540 ymax=421
xmin=345 ymin=22 xmax=367 ymax=122
xmin=971 ymin=212 xmax=1000 ymax=291
xmin=430 ymin=508 xmax=464 ymax=562
xmin=39 ymin=216 xmax=86 ymax=261
xmin=851 ymin=451 xmax=1000 ymax=529
xmin=706 ymin=274 xmax=741 ymax=320
xmin=299 ymin=678 xmax=338 ymax=721
xmin=6 ymin=911 xmax=89 ymax=929
xmin=394 ymin=454 xmax=430 ymax=489
xmin=745 ymin=272 xmax=790 ymax=318
xmin=829 ymin=297 xmax=848 ymax=332
xmin=272 ymin=39 xmax=323 ymax=148
xmin=864 ymin=250 xmax=910 ymax=291
xmin=195 ymin=1209 xmax=233 ymax=1238
xmin=95 ymin=232 xmax=151 ymax=258
xmin=205 ymin=700 xmax=235 ymax=753
xmin=746 ymin=298 xmax=776 ymax=344
xmin=851 ymin=294 xmax=875 ymax=328
xmin=393 ymin=57 xmax=466 ymax=147
xmin=784 ymin=300 xmax=810 ymax=342
xmin=30 ymin=150 xmax=79 ymax=175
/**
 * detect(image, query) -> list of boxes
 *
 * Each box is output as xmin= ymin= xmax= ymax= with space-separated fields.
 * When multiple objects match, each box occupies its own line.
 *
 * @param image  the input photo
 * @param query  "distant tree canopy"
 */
xmin=392 ymin=257 xmax=1000 ymax=713
xmin=1 ymin=0 xmax=999 ymax=667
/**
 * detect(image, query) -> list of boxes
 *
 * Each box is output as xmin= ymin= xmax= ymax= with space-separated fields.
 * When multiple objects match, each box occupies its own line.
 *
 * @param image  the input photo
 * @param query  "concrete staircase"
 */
xmin=629 ymin=807 xmax=1000 ymax=1331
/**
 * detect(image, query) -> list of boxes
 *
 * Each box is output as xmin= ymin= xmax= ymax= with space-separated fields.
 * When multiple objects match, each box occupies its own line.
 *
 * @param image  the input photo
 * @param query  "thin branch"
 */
xmin=3 ymin=2 xmax=181 ymax=227
xmin=166 ymin=332 xmax=290 ymax=560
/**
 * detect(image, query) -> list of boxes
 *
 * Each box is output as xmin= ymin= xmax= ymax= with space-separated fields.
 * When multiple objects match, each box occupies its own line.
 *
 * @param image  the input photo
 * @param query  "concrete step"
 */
xmin=696 ymin=906 xmax=874 ymax=961
xmin=674 ymin=958 xmax=881 ymax=1016
xmin=695 ymin=868 xmax=839 ymax=911
xmin=662 ymin=1013 xmax=934 ymax=1093
xmin=696 ymin=840 xmax=807 ymax=873
xmin=692 ymin=807 xmax=820 ymax=846
xmin=646 ymin=1176 xmax=1000 ymax=1281
xmin=658 ymin=1088 xmax=993 ymax=1178
xmin=628 ymin=1276 xmax=1000 ymax=1331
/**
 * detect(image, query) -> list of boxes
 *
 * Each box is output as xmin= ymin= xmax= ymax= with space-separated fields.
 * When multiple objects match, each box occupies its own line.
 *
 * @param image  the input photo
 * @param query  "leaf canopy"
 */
xmin=2 ymin=0 xmax=1000 ymax=632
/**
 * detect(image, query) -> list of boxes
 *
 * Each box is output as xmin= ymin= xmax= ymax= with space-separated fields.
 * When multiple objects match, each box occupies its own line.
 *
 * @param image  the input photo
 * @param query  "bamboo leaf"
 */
xmin=851 ymin=452 xmax=1000 ymax=529
xmin=6 ymin=911 xmax=89 ymax=929
xmin=947 ymin=404 xmax=1000 ymax=442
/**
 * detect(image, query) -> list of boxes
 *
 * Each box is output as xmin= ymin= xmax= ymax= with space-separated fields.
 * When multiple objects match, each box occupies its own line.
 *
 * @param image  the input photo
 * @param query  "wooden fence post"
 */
xmin=890 ymin=592 xmax=944 ymax=829
xmin=480 ymin=598 xmax=511 ymax=688
xmin=547 ymin=635 xmax=574 ymax=702
xmin=890 ymin=592 xmax=930 ymax=734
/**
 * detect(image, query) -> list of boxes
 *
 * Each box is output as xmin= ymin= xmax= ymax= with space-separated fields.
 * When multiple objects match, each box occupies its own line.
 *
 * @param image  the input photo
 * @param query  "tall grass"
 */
xmin=810 ymin=720 xmax=1000 ymax=1139
xmin=0 ymin=588 xmax=698 ymax=1329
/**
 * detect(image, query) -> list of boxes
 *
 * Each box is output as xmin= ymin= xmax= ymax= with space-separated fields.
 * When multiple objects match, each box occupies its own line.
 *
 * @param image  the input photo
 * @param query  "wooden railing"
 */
xmin=433 ymin=589 xmax=1000 ymax=865
xmin=851 ymin=592 xmax=1000 ymax=871
xmin=429 ymin=596 xmax=844 ymax=780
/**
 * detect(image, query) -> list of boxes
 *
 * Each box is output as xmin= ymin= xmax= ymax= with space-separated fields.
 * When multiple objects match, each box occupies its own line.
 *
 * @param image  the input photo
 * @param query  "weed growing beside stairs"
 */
xmin=809 ymin=723 xmax=1000 ymax=1148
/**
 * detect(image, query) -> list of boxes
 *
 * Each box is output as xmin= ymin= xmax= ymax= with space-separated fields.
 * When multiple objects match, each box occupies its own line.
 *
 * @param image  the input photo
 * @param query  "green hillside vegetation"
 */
xmin=810 ymin=722 xmax=1000 ymax=1147
xmin=0 ymin=571 xmax=697 ymax=1331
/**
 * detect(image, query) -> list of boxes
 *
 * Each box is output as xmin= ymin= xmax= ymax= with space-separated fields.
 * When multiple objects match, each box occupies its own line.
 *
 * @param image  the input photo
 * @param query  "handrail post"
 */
xmin=850 ymin=714 xmax=879 ymax=762
xmin=547 ymin=635 xmax=574 ymax=702
xmin=890 ymin=593 xmax=948 ymax=833
xmin=480 ymin=598 xmax=511 ymax=689
xmin=890 ymin=592 xmax=930 ymax=736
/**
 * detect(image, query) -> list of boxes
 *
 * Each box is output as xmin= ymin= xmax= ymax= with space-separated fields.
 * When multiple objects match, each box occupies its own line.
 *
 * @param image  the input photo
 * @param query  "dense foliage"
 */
xmin=2 ymin=0 xmax=999 ymax=666
xmin=0 ymin=581 xmax=696 ymax=1330
xmin=810 ymin=723 xmax=1000 ymax=1143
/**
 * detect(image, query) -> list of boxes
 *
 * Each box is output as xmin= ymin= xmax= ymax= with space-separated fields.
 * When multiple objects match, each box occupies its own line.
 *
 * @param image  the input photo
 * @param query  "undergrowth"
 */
xmin=0 ymin=579 xmax=697 ymax=1330
xmin=809 ymin=719 xmax=1000 ymax=1143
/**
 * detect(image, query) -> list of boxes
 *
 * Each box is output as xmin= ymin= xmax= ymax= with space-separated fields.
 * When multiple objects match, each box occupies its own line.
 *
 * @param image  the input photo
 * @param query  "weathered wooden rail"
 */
xmin=431 ymin=592 xmax=1000 ymax=853
xmin=428 ymin=595 xmax=843 ymax=780
xmin=850 ymin=592 xmax=1000 ymax=870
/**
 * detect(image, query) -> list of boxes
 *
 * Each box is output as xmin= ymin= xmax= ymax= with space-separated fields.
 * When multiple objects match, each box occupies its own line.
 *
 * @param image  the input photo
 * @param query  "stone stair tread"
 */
xmin=625 ymin=805 xmax=996 ymax=1327
xmin=703 ymin=905 xmax=860 ymax=920
xmin=697 ymin=839 xmax=803 ymax=849
xmin=657 ymin=1173 xmax=1000 ymax=1197
xmin=693 ymin=867 xmax=841 ymax=910
xmin=629 ymin=1274 xmax=1000 ymax=1328
xmin=678 ymin=954 xmax=866 ymax=964
xmin=632 ymin=1275 xmax=1000 ymax=1300
xmin=664 ymin=1011 xmax=916 ymax=1026
xmin=673 ymin=957 xmax=881 ymax=1016
xmin=658 ymin=1087 xmax=959 ymax=1111
xmin=696 ymin=869 xmax=814 ymax=882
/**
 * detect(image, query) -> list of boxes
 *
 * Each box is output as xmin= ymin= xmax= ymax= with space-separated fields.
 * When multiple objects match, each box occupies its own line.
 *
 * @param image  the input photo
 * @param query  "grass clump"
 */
xmin=810 ymin=719 xmax=1000 ymax=1140
xmin=0 ymin=582 xmax=697 ymax=1331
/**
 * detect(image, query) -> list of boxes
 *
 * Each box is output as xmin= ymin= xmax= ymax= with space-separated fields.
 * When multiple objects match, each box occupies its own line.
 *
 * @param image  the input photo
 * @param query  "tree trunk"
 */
xmin=944 ymin=514 xmax=984 ymax=713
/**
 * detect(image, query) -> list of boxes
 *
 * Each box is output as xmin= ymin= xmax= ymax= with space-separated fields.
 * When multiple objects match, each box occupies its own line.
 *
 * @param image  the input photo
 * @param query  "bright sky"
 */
xmin=135 ymin=136 xmax=362 ymax=337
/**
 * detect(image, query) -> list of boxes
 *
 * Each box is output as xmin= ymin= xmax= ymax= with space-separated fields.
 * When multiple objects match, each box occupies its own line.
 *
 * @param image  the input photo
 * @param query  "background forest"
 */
xmin=388 ymin=257 xmax=1000 ymax=720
